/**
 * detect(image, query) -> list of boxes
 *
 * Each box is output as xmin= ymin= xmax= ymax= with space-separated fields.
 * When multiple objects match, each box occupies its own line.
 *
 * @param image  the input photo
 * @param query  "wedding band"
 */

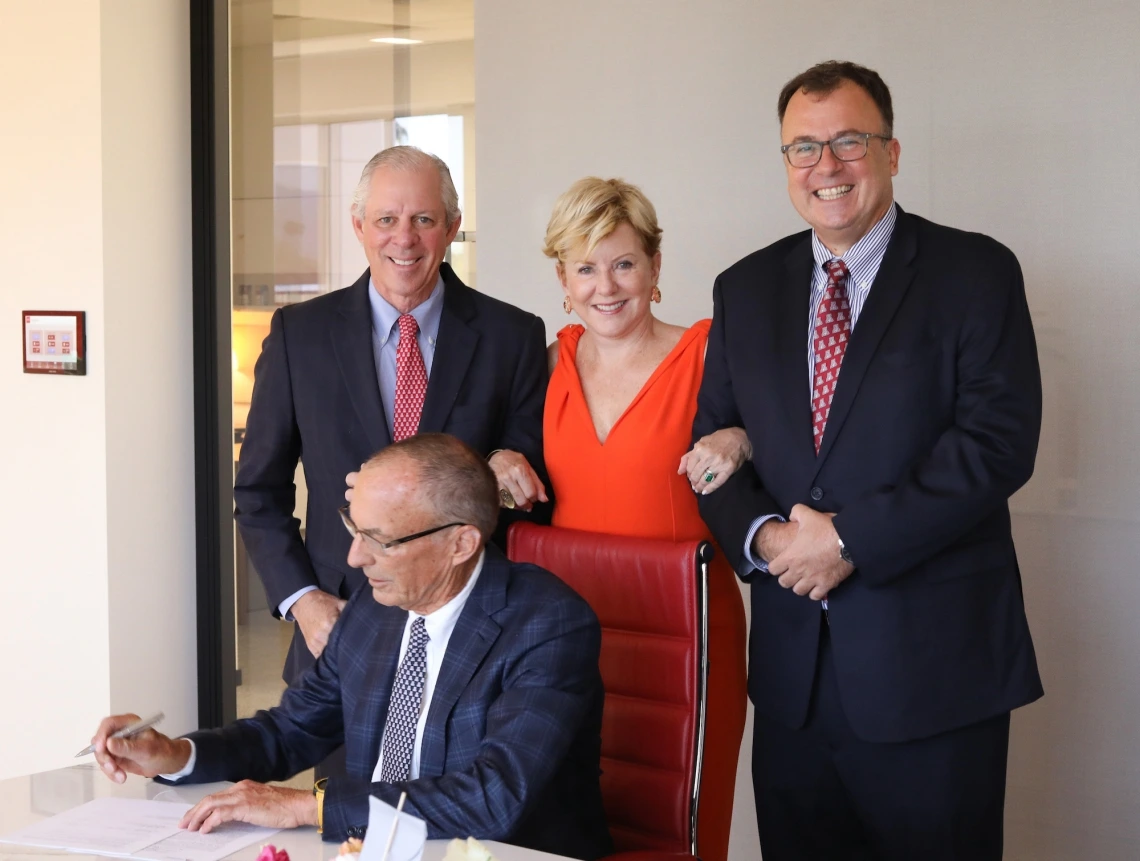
xmin=703 ymin=471 xmax=717 ymax=483
xmin=499 ymin=487 xmax=517 ymax=509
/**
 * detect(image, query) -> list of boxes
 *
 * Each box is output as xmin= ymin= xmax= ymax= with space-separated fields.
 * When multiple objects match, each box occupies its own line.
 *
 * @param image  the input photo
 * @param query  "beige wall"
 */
xmin=0 ymin=0 xmax=195 ymax=779
xmin=476 ymin=1 xmax=1140 ymax=859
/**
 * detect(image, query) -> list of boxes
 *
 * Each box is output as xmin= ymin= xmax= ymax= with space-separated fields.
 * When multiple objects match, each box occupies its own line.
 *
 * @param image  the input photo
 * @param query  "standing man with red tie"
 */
xmin=235 ymin=146 xmax=550 ymax=699
xmin=694 ymin=61 xmax=1043 ymax=859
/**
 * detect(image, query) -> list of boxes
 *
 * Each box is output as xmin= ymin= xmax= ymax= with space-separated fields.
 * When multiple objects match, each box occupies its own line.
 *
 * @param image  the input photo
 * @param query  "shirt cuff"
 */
xmin=742 ymin=514 xmax=788 ymax=574
xmin=279 ymin=585 xmax=319 ymax=620
xmin=158 ymin=739 xmax=197 ymax=781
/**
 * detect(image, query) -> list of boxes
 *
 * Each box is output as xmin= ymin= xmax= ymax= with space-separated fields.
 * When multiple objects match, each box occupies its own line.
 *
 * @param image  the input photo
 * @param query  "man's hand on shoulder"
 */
xmin=768 ymin=504 xmax=855 ymax=601
xmin=92 ymin=714 xmax=191 ymax=783
xmin=292 ymin=590 xmax=347 ymax=659
xmin=179 ymin=781 xmax=317 ymax=834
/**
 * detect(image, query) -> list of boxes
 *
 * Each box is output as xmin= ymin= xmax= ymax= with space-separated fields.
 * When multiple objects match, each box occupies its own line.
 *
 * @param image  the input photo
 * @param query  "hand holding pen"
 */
xmin=84 ymin=712 xmax=192 ymax=783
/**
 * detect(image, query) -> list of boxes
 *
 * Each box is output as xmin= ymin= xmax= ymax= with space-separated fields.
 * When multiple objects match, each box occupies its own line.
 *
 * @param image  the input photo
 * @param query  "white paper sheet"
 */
xmin=358 ymin=796 xmax=427 ymax=861
xmin=0 ymin=796 xmax=280 ymax=861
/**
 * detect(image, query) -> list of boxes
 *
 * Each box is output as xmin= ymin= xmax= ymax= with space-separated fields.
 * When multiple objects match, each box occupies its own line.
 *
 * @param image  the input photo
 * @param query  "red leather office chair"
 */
xmin=508 ymin=523 xmax=711 ymax=861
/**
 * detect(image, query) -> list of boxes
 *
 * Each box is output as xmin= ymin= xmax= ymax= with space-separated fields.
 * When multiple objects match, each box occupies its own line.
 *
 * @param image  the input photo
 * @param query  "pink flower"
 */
xmin=256 ymin=845 xmax=289 ymax=861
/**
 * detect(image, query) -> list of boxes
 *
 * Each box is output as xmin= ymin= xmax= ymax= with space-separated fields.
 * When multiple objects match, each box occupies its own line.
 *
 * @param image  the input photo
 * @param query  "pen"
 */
xmin=74 ymin=712 xmax=165 ymax=758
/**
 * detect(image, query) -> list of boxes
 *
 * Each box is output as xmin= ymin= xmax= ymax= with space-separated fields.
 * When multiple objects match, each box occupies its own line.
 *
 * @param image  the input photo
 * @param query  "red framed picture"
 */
xmin=23 ymin=311 xmax=86 ymax=376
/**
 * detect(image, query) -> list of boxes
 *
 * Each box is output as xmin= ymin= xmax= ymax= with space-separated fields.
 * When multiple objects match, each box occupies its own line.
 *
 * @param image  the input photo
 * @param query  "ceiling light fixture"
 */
xmin=370 ymin=37 xmax=423 ymax=45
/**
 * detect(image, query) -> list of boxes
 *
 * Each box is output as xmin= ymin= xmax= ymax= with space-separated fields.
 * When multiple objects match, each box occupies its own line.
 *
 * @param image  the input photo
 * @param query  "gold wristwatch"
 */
xmin=313 ymin=777 xmax=328 ymax=834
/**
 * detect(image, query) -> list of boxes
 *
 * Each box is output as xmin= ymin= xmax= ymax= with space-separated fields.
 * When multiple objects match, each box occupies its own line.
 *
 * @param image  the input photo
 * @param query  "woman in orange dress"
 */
xmin=489 ymin=177 xmax=749 ymax=861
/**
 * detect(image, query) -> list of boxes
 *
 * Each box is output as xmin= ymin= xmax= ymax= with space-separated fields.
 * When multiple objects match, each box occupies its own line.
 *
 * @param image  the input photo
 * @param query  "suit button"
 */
xmin=810 ymin=486 xmax=824 ymax=501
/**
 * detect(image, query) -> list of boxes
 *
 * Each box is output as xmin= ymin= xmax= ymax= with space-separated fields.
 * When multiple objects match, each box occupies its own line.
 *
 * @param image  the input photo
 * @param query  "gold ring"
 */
xmin=499 ymin=487 xmax=516 ymax=509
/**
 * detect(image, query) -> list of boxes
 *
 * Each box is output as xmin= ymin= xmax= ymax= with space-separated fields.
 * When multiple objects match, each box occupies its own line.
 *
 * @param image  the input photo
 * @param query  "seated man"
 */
xmin=91 ymin=434 xmax=612 ymax=860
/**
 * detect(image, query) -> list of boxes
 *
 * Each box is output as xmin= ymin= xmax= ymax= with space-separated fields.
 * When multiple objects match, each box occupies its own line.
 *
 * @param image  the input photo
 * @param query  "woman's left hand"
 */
xmin=679 ymin=427 xmax=753 ymax=494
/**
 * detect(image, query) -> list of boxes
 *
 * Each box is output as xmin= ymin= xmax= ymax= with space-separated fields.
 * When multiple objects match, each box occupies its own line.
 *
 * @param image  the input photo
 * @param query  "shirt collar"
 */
xmin=413 ymin=548 xmax=484 ymax=643
xmin=811 ymin=202 xmax=898 ymax=271
xmin=369 ymin=273 xmax=446 ymax=349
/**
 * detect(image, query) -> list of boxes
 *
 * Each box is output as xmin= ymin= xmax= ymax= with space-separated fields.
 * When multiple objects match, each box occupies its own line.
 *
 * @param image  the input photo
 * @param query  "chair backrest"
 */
xmin=507 ymin=523 xmax=711 ymax=856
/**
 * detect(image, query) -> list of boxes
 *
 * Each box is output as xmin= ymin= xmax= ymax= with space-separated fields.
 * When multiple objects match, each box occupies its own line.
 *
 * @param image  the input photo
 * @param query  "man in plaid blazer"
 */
xmin=90 ymin=435 xmax=611 ymax=860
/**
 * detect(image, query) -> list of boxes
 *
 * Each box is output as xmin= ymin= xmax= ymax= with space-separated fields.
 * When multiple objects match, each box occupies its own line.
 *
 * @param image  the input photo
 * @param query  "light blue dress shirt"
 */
xmin=277 ymin=274 xmax=446 ymax=620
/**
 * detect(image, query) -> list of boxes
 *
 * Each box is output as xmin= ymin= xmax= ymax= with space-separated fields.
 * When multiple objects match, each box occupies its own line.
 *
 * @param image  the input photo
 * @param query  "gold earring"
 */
xmin=563 ymin=296 xmax=572 ymax=314
xmin=651 ymin=286 xmax=662 ymax=303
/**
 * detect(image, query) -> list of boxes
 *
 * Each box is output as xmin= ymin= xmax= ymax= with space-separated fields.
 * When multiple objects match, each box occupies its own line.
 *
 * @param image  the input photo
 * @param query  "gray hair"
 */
xmin=364 ymin=434 xmax=498 ymax=543
xmin=350 ymin=145 xmax=461 ymax=227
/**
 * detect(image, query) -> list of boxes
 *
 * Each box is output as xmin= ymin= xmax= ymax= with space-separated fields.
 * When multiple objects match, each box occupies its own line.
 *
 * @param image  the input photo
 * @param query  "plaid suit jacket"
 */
xmin=172 ymin=547 xmax=612 ymax=859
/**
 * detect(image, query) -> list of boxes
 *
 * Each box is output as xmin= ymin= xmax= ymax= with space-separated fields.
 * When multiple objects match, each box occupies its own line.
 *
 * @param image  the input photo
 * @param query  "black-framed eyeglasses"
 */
xmin=781 ymin=132 xmax=892 ymax=168
xmin=338 ymin=505 xmax=465 ymax=553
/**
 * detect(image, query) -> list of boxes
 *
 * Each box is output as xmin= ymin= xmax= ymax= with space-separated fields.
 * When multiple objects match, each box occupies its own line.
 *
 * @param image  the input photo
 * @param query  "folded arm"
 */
xmin=694 ymin=281 xmax=784 ymax=576
xmin=488 ymin=316 xmax=552 ymax=517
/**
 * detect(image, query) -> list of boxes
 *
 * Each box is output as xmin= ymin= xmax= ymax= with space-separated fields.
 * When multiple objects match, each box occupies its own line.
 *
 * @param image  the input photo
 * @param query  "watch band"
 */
xmin=313 ymin=777 xmax=328 ymax=833
xmin=837 ymin=537 xmax=854 ymax=566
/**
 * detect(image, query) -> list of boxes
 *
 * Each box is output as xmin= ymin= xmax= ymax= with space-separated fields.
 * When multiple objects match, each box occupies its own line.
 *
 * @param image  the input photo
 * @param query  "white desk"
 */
xmin=0 ymin=765 xmax=572 ymax=861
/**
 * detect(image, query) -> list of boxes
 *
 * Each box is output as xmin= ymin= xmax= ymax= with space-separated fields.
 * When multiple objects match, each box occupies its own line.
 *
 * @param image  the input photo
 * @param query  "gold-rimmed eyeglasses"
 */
xmin=781 ymin=132 xmax=892 ymax=168
xmin=338 ymin=505 xmax=465 ymax=553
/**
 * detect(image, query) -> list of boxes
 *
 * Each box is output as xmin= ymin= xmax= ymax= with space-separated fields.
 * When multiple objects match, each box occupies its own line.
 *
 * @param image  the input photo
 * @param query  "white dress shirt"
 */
xmin=371 ymin=551 xmax=484 ymax=781
xmin=162 ymin=551 xmax=485 ymax=783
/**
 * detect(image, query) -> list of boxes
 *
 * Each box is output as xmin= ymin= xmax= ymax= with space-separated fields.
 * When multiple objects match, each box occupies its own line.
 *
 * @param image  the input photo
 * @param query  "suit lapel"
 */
xmin=419 ymin=264 xmax=479 ymax=433
xmin=774 ymin=236 xmax=818 ymax=462
xmin=813 ymin=210 xmax=919 ymax=469
xmin=355 ymin=605 xmax=406 ymax=777
xmin=417 ymin=550 xmax=505 ymax=778
xmin=331 ymin=271 xmax=391 ymax=452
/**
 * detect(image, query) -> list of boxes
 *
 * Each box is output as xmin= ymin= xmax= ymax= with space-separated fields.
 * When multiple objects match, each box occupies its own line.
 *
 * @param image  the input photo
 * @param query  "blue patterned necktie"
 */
xmin=379 ymin=617 xmax=430 ymax=782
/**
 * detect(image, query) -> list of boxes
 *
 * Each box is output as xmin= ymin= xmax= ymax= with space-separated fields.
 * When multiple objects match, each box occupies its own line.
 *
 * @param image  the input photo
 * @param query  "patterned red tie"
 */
xmin=811 ymin=259 xmax=851 ymax=454
xmin=392 ymin=314 xmax=428 ymax=441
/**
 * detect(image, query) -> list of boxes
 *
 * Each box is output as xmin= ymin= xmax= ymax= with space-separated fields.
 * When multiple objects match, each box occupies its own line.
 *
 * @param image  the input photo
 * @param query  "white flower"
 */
xmin=441 ymin=837 xmax=497 ymax=861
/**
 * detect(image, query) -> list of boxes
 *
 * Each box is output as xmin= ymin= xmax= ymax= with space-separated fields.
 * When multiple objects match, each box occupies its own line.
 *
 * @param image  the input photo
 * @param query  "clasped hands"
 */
xmin=89 ymin=714 xmax=317 ymax=834
xmin=756 ymin=504 xmax=854 ymax=601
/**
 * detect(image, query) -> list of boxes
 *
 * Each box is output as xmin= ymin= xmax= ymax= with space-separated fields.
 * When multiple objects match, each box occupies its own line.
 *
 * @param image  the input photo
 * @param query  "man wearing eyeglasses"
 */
xmin=694 ymin=61 xmax=1042 ymax=859
xmin=89 ymin=434 xmax=611 ymax=860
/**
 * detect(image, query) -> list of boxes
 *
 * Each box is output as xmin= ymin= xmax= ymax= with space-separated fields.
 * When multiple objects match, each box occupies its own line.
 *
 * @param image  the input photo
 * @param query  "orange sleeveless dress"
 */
xmin=545 ymin=321 xmax=747 ymax=861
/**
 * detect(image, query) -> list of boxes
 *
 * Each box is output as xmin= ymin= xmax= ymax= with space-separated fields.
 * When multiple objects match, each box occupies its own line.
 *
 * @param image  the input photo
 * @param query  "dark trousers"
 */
xmin=753 ymin=621 xmax=1011 ymax=861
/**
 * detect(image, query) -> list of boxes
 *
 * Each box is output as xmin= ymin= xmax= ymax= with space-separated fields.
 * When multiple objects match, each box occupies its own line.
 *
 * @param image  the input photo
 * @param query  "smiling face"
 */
xmin=345 ymin=457 xmax=477 ymax=615
xmin=559 ymin=221 xmax=661 ymax=340
xmin=781 ymin=80 xmax=900 ymax=255
xmin=352 ymin=163 xmax=462 ymax=313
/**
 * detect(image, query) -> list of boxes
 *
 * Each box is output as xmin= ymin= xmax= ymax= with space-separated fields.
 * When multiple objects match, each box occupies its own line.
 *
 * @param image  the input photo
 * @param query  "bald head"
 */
xmin=361 ymin=433 xmax=499 ymax=543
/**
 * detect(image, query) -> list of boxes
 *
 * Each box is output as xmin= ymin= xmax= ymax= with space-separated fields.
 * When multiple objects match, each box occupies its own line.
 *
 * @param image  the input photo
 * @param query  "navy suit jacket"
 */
xmin=234 ymin=264 xmax=550 ymax=682
xmin=167 ymin=549 xmax=612 ymax=859
xmin=695 ymin=207 xmax=1044 ymax=743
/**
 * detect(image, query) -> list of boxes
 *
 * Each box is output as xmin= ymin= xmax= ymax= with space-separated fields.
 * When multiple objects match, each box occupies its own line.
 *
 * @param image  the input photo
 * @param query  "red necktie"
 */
xmin=811 ymin=259 xmax=851 ymax=454
xmin=393 ymin=314 xmax=428 ymax=441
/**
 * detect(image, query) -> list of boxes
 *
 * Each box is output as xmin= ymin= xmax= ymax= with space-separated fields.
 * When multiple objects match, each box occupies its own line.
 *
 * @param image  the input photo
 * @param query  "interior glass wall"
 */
xmin=227 ymin=0 xmax=476 ymax=736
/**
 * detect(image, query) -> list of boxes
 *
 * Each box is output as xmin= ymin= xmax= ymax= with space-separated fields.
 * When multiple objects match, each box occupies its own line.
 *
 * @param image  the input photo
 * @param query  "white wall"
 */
xmin=476 ymin=1 xmax=1140 ymax=859
xmin=0 ymin=0 xmax=196 ymax=779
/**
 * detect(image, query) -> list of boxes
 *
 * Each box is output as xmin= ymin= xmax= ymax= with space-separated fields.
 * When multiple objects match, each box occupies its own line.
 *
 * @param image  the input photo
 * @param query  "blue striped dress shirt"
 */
xmin=743 ymin=203 xmax=899 ymax=592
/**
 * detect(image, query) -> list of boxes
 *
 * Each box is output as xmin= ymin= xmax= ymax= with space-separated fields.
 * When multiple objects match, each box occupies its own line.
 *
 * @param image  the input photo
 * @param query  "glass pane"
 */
xmin=228 ymin=0 xmax=476 ymax=755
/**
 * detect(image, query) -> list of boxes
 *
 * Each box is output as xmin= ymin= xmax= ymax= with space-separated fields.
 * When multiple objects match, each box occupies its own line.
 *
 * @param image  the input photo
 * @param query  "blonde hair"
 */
xmin=542 ymin=177 xmax=662 ymax=263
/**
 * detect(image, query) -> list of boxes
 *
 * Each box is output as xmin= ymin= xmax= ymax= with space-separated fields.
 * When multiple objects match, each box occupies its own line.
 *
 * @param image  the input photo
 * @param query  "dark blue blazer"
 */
xmin=234 ymin=264 xmax=550 ymax=682
xmin=168 ymin=549 xmax=612 ymax=859
xmin=695 ymin=207 xmax=1044 ymax=743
